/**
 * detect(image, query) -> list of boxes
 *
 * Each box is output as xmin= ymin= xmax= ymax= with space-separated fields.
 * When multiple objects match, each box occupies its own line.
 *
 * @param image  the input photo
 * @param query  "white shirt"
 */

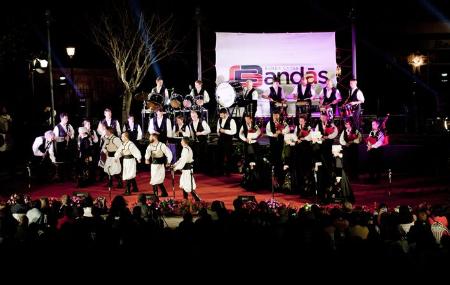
xmin=239 ymin=124 xmax=261 ymax=144
xmin=173 ymin=124 xmax=191 ymax=138
xmin=190 ymin=120 xmax=211 ymax=136
xmin=243 ymin=88 xmax=259 ymax=100
xmin=32 ymin=136 xmax=56 ymax=163
xmin=123 ymin=122 xmax=143 ymax=141
xmin=173 ymin=146 xmax=194 ymax=171
xmin=216 ymin=116 xmax=236 ymax=135
xmin=148 ymin=116 xmax=173 ymax=138
xmin=339 ymin=129 xmax=362 ymax=145
xmin=318 ymin=88 xmax=342 ymax=103
xmin=293 ymin=84 xmax=316 ymax=99
xmin=190 ymin=88 xmax=210 ymax=104
xmin=98 ymin=119 xmax=121 ymax=136
xmin=144 ymin=142 xmax=173 ymax=162
xmin=315 ymin=122 xmax=338 ymax=139
xmin=265 ymin=121 xmax=289 ymax=137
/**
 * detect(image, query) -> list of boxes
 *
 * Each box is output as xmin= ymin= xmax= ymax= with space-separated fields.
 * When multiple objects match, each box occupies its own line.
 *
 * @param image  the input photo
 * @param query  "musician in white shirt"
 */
xmin=148 ymin=108 xmax=173 ymax=143
xmin=151 ymin=76 xmax=170 ymax=106
xmin=239 ymin=114 xmax=261 ymax=167
xmin=190 ymin=80 xmax=210 ymax=107
xmin=216 ymin=108 xmax=237 ymax=176
xmin=32 ymin=130 xmax=56 ymax=163
xmin=346 ymin=78 xmax=365 ymax=129
xmin=189 ymin=110 xmax=210 ymax=172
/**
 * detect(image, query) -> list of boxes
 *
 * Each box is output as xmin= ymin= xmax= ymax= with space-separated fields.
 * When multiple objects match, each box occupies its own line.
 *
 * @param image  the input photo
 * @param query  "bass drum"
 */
xmin=216 ymin=81 xmax=243 ymax=108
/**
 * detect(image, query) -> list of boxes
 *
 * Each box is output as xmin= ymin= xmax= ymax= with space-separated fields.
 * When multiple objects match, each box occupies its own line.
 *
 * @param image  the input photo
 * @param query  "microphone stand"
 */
xmin=107 ymin=165 xmax=112 ymax=202
xmin=26 ymin=161 xmax=32 ymax=191
xmin=271 ymin=165 xmax=275 ymax=200
xmin=387 ymin=168 xmax=392 ymax=197
xmin=171 ymin=166 xmax=175 ymax=199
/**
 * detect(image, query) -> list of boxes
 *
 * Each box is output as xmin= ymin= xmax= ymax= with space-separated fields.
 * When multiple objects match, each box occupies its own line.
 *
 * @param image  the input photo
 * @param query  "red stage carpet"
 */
xmin=24 ymin=171 xmax=450 ymax=209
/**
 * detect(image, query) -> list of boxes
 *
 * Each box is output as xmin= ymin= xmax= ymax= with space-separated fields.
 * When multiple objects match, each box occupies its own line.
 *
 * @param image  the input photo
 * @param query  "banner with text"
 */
xmin=215 ymin=32 xmax=337 ymax=116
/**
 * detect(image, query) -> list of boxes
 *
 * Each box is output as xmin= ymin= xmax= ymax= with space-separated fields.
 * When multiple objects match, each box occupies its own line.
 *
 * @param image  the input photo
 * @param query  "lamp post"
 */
xmin=46 ymin=9 xmax=56 ymax=128
xmin=66 ymin=46 xmax=76 ymax=101
xmin=408 ymin=53 xmax=427 ymax=133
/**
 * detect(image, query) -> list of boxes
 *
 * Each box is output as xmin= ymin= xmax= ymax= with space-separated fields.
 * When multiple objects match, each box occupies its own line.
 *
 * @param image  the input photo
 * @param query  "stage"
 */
xmin=18 ymin=171 xmax=450 ymax=210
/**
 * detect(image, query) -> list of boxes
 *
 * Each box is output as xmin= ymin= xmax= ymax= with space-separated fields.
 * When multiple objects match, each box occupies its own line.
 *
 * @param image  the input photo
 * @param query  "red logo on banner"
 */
xmin=229 ymin=65 xmax=263 ymax=87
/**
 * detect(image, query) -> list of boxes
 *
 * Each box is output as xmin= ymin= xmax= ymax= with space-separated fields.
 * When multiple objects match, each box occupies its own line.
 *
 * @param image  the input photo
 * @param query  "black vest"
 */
xmin=349 ymin=88 xmax=359 ymax=102
xmin=174 ymin=123 xmax=187 ymax=134
xmin=242 ymin=122 xmax=257 ymax=138
xmin=56 ymin=123 xmax=69 ymax=138
xmin=269 ymin=86 xmax=283 ymax=102
xmin=102 ymin=119 xmax=118 ymax=135
xmin=322 ymin=88 xmax=337 ymax=105
xmin=269 ymin=119 xmax=284 ymax=144
xmin=218 ymin=117 xmax=233 ymax=141
xmin=152 ymin=86 xmax=166 ymax=97
xmin=153 ymin=117 xmax=168 ymax=142
xmin=123 ymin=122 xmax=140 ymax=142
xmin=194 ymin=88 xmax=205 ymax=96
xmin=297 ymin=84 xmax=312 ymax=100
xmin=190 ymin=120 xmax=206 ymax=142
xmin=38 ymin=136 xmax=48 ymax=154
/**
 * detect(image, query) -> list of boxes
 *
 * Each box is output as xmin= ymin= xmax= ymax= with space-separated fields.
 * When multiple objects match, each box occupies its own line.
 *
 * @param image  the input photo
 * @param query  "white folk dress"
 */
xmin=173 ymin=146 xmax=196 ymax=192
xmin=144 ymin=142 xmax=173 ymax=185
xmin=102 ymin=135 xmax=122 ymax=176
xmin=115 ymin=140 xmax=142 ymax=180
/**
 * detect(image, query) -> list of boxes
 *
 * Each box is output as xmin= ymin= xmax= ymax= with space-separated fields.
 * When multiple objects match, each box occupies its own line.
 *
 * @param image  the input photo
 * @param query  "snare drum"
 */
xmin=170 ymin=93 xmax=183 ymax=109
xmin=183 ymin=95 xmax=194 ymax=109
xmin=147 ymin=93 xmax=164 ymax=110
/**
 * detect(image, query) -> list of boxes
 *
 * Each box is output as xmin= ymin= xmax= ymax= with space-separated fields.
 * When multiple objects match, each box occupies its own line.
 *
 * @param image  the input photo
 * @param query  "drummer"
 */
xmin=291 ymin=76 xmax=315 ymax=116
xmin=316 ymin=79 xmax=341 ymax=118
xmin=261 ymin=77 xmax=287 ymax=114
xmin=190 ymin=80 xmax=210 ymax=109
xmin=151 ymin=76 xmax=170 ymax=107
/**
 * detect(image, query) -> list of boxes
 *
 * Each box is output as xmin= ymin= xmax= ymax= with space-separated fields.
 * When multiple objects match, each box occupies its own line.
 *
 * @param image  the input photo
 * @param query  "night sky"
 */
xmin=1 ymin=0 xmax=449 ymax=127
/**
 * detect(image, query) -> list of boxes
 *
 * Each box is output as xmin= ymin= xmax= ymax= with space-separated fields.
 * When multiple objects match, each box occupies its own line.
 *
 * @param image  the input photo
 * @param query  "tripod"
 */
xmin=106 ymin=165 xmax=112 ymax=202
xmin=171 ymin=166 xmax=176 ymax=199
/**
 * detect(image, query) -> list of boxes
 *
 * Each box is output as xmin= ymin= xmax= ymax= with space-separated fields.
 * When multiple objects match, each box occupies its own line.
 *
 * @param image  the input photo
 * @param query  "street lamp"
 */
xmin=408 ymin=52 xmax=428 ymax=132
xmin=65 ymin=46 xmax=76 ymax=103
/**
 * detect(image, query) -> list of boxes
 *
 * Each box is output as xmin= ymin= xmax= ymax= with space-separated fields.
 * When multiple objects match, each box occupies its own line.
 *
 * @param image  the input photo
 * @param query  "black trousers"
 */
xmin=368 ymin=147 xmax=383 ymax=182
xmin=218 ymin=137 xmax=233 ymax=175
xmin=343 ymin=143 xmax=360 ymax=180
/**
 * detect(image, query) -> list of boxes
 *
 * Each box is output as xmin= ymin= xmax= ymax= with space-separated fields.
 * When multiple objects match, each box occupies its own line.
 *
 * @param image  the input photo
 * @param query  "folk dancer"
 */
xmin=217 ymin=108 xmax=237 ymax=176
xmin=339 ymin=119 xmax=362 ymax=181
xmin=366 ymin=120 xmax=385 ymax=184
xmin=97 ymin=108 xmax=121 ymax=136
xmin=144 ymin=133 xmax=172 ymax=197
xmin=101 ymin=126 xmax=123 ymax=188
xmin=189 ymin=110 xmax=211 ymax=172
xmin=148 ymin=107 xmax=173 ymax=144
xmin=266 ymin=109 xmax=289 ymax=188
xmin=115 ymin=132 xmax=142 ymax=195
xmin=239 ymin=113 xmax=261 ymax=189
xmin=173 ymin=137 xmax=201 ymax=201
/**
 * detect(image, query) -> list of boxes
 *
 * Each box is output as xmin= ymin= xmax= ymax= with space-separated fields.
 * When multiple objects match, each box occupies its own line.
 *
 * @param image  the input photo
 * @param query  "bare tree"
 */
xmin=92 ymin=4 xmax=178 ymax=123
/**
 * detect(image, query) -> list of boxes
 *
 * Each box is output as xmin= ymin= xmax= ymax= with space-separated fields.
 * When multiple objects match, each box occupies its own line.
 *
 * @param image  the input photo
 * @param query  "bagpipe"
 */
xmin=366 ymin=114 xmax=390 ymax=149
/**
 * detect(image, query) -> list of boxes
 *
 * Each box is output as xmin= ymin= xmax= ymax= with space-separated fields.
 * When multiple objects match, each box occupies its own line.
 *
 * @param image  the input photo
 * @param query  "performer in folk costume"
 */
xmin=172 ymin=115 xmax=191 ymax=161
xmin=239 ymin=113 xmax=261 ymax=190
xmin=190 ymin=79 xmax=210 ymax=108
xmin=145 ymin=133 xmax=172 ymax=197
xmin=151 ymin=76 xmax=170 ymax=106
xmin=242 ymin=79 xmax=259 ymax=120
xmin=101 ymin=126 xmax=123 ymax=188
xmin=77 ymin=127 xmax=95 ymax=187
xmin=294 ymin=115 xmax=313 ymax=195
xmin=97 ymin=108 xmax=121 ymax=136
xmin=122 ymin=114 xmax=143 ymax=143
xmin=115 ymin=132 xmax=142 ymax=195
xmin=266 ymin=109 xmax=289 ymax=188
xmin=216 ymin=108 xmax=237 ymax=176
xmin=317 ymin=79 xmax=342 ymax=119
xmin=53 ymin=112 xmax=76 ymax=180
xmin=339 ymin=118 xmax=362 ymax=181
xmin=32 ymin=130 xmax=57 ymax=181
xmin=173 ymin=137 xmax=200 ymax=201
xmin=148 ymin=107 xmax=173 ymax=144
xmin=96 ymin=122 xmax=107 ymax=182
xmin=344 ymin=78 xmax=365 ymax=130
xmin=189 ymin=110 xmax=210 ymax=172
xmin=366 ymin=120 xmax=385 ymax=184
xmin=262 ymin=77 xmax=286 ymax=114
xmin=282 ymin=122 xmax=299 ymax=192
xmin=292 ymin=76 xmax=316 ymax=115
